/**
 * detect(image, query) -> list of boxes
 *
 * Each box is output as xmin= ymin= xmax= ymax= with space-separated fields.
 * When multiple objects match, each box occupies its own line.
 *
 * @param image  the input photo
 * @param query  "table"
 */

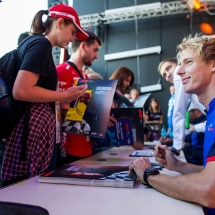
xmin=0 ymin=146 xmax=203 ymax=215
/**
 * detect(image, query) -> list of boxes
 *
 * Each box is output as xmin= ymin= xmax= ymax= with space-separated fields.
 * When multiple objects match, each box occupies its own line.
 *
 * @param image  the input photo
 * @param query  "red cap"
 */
xmin=48 ymin=4 xmax=88 ymax=40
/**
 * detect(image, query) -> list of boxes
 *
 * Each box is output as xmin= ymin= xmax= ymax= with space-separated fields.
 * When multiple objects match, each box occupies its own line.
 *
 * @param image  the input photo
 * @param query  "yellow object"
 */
xmin=65 ymin=90 xmax=92 ymax=121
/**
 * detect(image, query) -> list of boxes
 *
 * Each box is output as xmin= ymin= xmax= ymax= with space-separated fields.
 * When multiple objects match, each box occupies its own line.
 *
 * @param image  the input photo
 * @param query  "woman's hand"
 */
xmin=63 ymin=85 xmax=88 ymax=103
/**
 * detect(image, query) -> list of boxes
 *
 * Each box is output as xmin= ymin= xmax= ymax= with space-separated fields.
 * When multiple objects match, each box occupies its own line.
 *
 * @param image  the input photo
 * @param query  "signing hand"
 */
xmin=159 ymin=137 xmax=173 ymax=146
xmin=153 ymin=144 xmax=178 ymax=171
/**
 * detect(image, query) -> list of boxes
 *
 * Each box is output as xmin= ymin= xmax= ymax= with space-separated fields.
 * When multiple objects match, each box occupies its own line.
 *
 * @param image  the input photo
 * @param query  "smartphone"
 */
xmin=170 ymin=147 xmax=180 ymax=156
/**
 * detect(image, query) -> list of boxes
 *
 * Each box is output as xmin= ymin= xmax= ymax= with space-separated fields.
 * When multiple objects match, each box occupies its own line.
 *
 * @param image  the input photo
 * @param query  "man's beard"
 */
xmin=83 ymin=57 xmax=92 ymax=67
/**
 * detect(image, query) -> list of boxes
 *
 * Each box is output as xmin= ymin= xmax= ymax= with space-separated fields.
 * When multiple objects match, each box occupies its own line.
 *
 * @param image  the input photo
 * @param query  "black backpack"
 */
xmin=0 ymin=49 xmax=24 ymax=137
xmin=0 ymin=48 xmax=31 ymax=160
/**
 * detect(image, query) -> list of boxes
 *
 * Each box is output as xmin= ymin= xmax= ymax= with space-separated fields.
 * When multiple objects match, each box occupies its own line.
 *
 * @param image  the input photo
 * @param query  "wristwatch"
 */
xmin=143 ymin=167 xmax=160 ymax=188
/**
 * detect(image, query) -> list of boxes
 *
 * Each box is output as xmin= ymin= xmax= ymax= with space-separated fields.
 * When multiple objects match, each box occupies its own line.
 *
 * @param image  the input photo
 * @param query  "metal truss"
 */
xmin=79 ymin=0 xmax=215 ymax=28
xmin=79 ymin=13 xmax=104 ymax=28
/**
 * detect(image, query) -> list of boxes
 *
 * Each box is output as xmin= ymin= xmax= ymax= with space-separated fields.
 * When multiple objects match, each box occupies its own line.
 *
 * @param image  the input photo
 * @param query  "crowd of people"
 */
xmin=0 ymin=3 xmax=214 ymax=215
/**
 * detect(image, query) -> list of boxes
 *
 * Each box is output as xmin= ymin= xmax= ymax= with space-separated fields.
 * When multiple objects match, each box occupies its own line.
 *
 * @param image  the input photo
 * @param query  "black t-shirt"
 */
xmin=145 ymin=110 xmax=163 ymax=121
xmin=17 ymin=35 xmax=57 ymax=90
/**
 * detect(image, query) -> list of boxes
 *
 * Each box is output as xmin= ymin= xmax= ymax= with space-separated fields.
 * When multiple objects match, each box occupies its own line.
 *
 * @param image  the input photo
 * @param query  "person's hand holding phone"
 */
xmin=64 ymin=84 xmax=88 ymax=103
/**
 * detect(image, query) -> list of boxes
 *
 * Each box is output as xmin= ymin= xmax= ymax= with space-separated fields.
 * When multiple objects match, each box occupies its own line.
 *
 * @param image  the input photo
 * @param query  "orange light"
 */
xmin=200 ymin=23 xmax=213 ymax=34
xmin=193 ymin=0 xmax=201 ymax=10
xmin=188 ymin=0 xmax=201 ymax=10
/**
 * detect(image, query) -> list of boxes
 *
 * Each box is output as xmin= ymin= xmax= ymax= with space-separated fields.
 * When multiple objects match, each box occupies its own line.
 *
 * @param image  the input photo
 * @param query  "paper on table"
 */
xmin=130 ymin=150 xmax=154 ymax=157
xmin=153 ymin=140 xmax=160 ymax=145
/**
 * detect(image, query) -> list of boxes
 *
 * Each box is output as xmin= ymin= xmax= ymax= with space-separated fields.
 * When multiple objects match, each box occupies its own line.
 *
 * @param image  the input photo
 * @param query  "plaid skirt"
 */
xmin=1 ymin=103 xmax=55 ymax=181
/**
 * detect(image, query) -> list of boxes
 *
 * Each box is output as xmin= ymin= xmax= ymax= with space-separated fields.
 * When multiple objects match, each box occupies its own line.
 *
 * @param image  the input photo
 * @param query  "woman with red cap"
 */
xmin=1 ymin=4 xmax=88 ymax=187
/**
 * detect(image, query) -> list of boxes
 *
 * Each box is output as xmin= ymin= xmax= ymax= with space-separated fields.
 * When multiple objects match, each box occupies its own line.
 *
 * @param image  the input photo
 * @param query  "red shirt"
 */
xmin=56 ymin=62 xmax=92 ymax=157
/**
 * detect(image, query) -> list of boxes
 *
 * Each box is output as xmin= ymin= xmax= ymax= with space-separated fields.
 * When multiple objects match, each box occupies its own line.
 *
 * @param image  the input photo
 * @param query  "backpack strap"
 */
xmin=20 ymin=102 xmax=31 ymax=161
xmin=13 ymin=44 xmax=31 ymax=161
xmin=66 ymin=61 xmax=84 ymax=79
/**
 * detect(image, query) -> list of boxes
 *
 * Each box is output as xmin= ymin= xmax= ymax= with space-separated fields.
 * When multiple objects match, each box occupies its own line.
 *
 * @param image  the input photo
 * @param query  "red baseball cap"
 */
xmin=48 ymin=4 xmax=89 ymax=40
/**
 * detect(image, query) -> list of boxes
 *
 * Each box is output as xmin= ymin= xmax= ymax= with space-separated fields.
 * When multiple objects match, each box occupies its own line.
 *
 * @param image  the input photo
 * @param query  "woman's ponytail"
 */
xmin=30 ymin=10 xmax=47 ymax=35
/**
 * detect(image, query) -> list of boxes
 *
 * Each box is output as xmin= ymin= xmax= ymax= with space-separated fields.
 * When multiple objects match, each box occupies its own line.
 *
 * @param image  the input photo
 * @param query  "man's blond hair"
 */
xmin=177 ymin=34 xmax=215 ymax=63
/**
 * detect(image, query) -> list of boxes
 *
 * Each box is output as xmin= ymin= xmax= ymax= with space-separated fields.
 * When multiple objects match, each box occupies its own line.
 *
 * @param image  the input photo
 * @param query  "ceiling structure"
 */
xmin=79 ymin=0 xmax=215 ymax=28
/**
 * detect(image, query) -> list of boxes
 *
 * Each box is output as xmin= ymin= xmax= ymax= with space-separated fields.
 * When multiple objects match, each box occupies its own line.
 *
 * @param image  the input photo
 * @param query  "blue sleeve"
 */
xmin=207 ymin=142 xmax=215 ymax=163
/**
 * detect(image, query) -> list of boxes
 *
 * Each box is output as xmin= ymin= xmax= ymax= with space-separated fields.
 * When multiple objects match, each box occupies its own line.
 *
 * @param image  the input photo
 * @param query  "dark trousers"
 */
xmin=47 ymin=140 xmax=57 ymax=171
xmin=0 ymin=139 xmax=5 ymax=188
xmin=63 ymin=154 xmax=83 ymax=164
xmin=47 ymin=137 xmax=63 ymax=170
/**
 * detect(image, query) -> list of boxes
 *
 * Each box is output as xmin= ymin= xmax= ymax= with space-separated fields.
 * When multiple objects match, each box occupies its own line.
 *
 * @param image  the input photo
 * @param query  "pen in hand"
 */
xmin=160 ymin=129 xmax=170 ymax=145
xmin=158 ymin=129 xmax=170 ymax=154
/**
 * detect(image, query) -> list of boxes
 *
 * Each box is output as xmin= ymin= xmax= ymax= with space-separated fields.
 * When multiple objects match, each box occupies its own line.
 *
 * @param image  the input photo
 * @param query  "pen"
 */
xmin=160 ymin=129 xmax=170 ymax=145
xmin=158 ymin=129 xmax=170 ymax=153
xmin=161 ymin=130 xmax=180 ymax=156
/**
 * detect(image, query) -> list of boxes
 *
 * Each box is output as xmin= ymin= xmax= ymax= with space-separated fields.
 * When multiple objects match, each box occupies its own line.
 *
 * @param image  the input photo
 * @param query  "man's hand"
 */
xmin=63 ymin=85 xmax=88 ymax=103
xmin=153 ymin=144 xmax=179 ymax=171
xmin=129 ymin=157 xmax=151 ymax=182
xmin=107 ymin=115 xmax=117 ymax=127
xmin=132 ymin=141 xmax=144 ymax=150
xmin=159 ymin=137 xmax=173 ymax=146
